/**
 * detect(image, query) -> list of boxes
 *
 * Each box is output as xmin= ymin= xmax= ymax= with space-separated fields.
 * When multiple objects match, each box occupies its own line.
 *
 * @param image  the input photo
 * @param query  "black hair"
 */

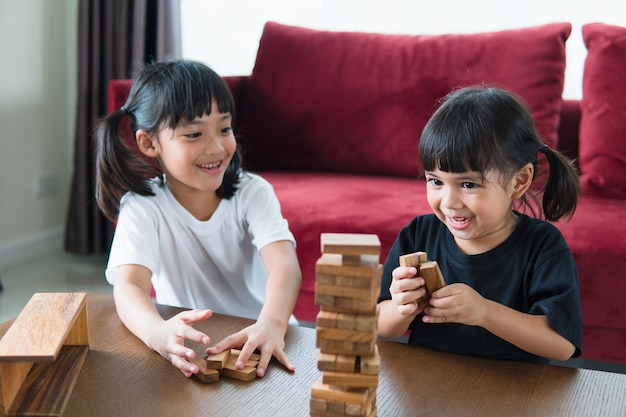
xmin=95 ymin=60 xmax=242 ymax=222
xmin=418 ymin=86 xmax=581 ymax=221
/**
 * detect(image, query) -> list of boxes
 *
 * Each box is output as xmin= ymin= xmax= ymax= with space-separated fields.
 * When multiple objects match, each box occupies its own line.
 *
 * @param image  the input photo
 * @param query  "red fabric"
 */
xmin=579 ymin=23 xmax=626 ymax=199
xmin=257 ymin=172 xmax=432 ymax=321
xmin=552 ymin=196 xmax=626 ymax=331
xmin=241 ymin=22 xmax=571 ymax=177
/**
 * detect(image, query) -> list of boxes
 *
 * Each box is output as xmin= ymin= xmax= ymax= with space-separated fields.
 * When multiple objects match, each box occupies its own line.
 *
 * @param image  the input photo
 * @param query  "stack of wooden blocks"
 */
xmin=310 ymin=233 xmax=382 ymax=417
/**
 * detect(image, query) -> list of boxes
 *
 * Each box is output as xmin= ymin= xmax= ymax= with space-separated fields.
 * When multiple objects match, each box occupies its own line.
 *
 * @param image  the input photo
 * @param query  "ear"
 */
xmin=511 ymin=163 xmax=534 ymax=199
xmin=135 ymin=130 xmax=159 ymax=158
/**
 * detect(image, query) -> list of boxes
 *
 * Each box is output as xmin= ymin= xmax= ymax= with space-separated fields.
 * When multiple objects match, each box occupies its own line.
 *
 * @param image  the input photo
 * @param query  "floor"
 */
xmin=0 ymin=251 xmax=111 ymax=323
xmin=1 ymin=251 xmax=624 ymax=374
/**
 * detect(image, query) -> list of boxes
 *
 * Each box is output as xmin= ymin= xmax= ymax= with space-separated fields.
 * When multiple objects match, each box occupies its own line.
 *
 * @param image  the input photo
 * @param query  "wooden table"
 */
xmin=1 ymin=292 xmax=624 ymax=417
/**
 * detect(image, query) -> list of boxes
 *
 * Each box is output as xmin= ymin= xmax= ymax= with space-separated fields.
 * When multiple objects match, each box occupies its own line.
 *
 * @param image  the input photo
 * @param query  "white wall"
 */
xmin=0 ymin=0 xmax=78 ymax=267
xmin=181 ymin=0 xmax=626 ymax=99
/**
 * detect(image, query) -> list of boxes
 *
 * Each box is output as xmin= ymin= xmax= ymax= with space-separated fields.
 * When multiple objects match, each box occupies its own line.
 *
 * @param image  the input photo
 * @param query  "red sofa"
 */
xmin=108 ymin=22 xmax=626 ymax=364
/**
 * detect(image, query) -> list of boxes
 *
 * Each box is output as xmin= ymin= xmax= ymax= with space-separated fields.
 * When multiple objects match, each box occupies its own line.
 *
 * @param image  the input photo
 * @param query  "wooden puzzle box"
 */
xmin=108 ymin=22 xmax=626 ymax=364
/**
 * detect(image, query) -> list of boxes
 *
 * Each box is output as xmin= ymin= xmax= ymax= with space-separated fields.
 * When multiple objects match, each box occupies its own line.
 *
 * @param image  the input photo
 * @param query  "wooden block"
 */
xmin=206 ymin=349 xmax=231 ymax=370
xmin=310 ymin=378 xmax=372 ymax=404
xmin=317 ymin=338 xmax=375 ymax=356
xmin=323 ymin=371 xmax=379 ymax=388
xmin=189 ymin=356 xmax=220 ymax=384
xmin=316 ymin=310 xmax=338 ymax=328
xmin=315 ymin=283 xmax=377 ymax=301
xmin=0 ymin=293 xmax=89 ymax=360
xmin=3 ymin=345 xmax=88 ymax=416
xmin=399 ymin=251 xmax=427 ymax=268
xmin=317 ymin=254 xmax=381 ymax=278
xmin=341 ymin=254 xmax=362 ymax=265
xmin=420 ymin=261 xmax=446 ymax=301
xmin=359 ymin=346 xmax=380 ymax=375
xmin=335 ymin=354 xmax=358 ymax=373
xmin=398 ymin=253 xmax=446 ymax=303
xmin=230 ymin=348 xmax=261 ymax=362
xmin=219 ymin=365 xmax=257 ymax=382
xmin=317 ymin=327 xmax=377 ymax=345
xmin=0 ymin=292 xmax=89 ymax=412
xmin=315 ymin=298 xmax=378 ymax=315
xmin=318 ymin=352 xmax=338 ymax=372
xmin=218 ymin=349 xmax=259 ymax=382
xmin=321 ymin=233 xmax=381 ymax=256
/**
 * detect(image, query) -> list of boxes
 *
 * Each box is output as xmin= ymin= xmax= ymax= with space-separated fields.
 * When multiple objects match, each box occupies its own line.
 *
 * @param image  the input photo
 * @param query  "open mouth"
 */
xmin=447 ymin=216 xmax=472 ymax=230
xmin=198 ymin=161 xmax=223 ymax=171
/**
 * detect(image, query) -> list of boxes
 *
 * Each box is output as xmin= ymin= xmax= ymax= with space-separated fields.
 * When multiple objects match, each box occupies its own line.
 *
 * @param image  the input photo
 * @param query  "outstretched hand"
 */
xmin=206 ymin=320 xmax=293 ymax=377
xmin=148 ymin=309 xmax=213 ymax=377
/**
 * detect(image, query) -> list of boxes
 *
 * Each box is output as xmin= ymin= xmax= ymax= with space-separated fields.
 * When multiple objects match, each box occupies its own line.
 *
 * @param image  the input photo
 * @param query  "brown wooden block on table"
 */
xmin=334 ymin=313 xmax=377 ymax=332
xmin=317 ymin=338 xmax=375 ymax=356
xmin=317 ymin=327 xmax=376 ymax=345
xmin=221 ymin=359 xmax=257 ymax=382
xmin=206 ymin=348 xmax=231 ymax=370
xmin=314 ymin=294 xmax=378 ymax=314
xmin=359 ymin=346 xmax=380 ymax=375
xmin=218 ymin=349 xmax=260 ymax=381
xmin=317 ymin=254 xmax=381 ymax=279
xmin=310 ymin=378 xmax=373 ymax=404
xmin=317 ymin=310 xmax=339 ymax=328
xmin=0 ymin=292 xmax=89 ymax=414
xmin=336 ymin=354 xmax=358 ymax=373
xmin=189 ymin=356 xmax=220 ymax=384
xmin=323 ymin=371 xmax=379 ymax=388
xmin=320 ymin=233 xmax=381 ymax=257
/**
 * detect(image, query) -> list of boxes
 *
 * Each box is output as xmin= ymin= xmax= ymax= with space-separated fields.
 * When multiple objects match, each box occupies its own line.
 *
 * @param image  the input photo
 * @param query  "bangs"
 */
xmin=146 ymin=61 xmax=234 ymax=129
xmin=419 ymin=88 xmax=510 ymax=178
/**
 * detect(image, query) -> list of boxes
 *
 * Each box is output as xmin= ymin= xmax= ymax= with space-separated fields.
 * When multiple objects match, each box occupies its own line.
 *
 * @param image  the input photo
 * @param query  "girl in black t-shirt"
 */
xmin=378 ymin=86 xmax=582 ymax=363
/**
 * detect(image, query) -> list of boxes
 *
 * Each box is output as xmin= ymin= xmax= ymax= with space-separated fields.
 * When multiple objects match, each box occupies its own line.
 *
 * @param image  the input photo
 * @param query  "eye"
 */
xmin=220 ymin=126 xmax=233 ymax=134
xmin=184 ymin=132 xmax=201 ymax=139
xmin=462 ymin=182 xmax=478 ymax=189
xmin=426 ymin=177 xmax=443 ymax=187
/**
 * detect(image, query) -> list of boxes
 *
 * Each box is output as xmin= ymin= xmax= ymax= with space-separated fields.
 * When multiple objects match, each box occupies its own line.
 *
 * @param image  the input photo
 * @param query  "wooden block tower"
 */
xmin=310 ymin=233 xmax=381 ymax=417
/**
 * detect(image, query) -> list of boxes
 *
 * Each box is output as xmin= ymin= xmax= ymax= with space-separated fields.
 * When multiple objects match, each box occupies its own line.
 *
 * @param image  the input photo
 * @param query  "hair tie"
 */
xmin=540 ymin=144 xmax=549 ymax=154
xmin=120 ymin=106 xmax=128 ymax=114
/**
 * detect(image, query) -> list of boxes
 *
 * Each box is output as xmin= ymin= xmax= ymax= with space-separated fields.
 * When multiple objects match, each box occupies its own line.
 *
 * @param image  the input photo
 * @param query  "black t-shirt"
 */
xmin=379 ymin=213 xmax=582 ymax=363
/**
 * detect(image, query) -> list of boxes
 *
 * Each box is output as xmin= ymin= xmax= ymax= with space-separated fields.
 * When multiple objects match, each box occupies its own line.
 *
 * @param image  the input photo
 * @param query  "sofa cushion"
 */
xmin=579 ymin=23 xmax=626 ymax=199
xmin=241 ymin=22 xmax=571 ymax=177
xmin=257 ymin=172 xmax=432 ymax=321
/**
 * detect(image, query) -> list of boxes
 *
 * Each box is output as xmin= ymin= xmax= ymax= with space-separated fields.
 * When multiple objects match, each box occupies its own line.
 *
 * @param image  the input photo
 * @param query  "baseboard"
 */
xmin=0 ymin=227 xmax=64 ymax=269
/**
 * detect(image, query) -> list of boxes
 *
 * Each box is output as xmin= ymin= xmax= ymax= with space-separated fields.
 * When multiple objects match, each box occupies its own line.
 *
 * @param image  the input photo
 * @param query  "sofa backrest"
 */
xmin=108 ymin=76 xmax=582 ymax=172
xmin=238 ymin=22 xmax=572 ymax=177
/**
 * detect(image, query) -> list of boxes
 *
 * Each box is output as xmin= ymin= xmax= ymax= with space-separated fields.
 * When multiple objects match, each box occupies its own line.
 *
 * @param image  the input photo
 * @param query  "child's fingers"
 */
xmin=171 ymin=354 xmax=198 ymax=377
xmin=182 ymin=326 xmax=211 ymax=346
xmin=176 ymin=308 xmax=213 ymax=325
xmin=206 ymin=331 xmax=245 ymax=355
xmin=392 ymin=266 xmax=417 ymax=280
xmin=271 ymin=348 xmax=295 ymax=373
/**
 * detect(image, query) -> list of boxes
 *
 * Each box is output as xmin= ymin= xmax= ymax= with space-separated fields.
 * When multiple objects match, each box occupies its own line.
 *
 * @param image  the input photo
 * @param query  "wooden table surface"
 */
xmin=1 ymin=292 xmax=624 ymax=417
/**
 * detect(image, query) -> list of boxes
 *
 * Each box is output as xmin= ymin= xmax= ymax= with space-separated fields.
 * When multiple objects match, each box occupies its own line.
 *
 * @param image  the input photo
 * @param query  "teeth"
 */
xmin=201 ymin=162 xmax=220 ymax=169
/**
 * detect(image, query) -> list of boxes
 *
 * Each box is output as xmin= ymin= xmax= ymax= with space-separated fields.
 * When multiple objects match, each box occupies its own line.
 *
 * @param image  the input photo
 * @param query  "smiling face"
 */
xmin=136 ymin=101 xmax=236 ymax=217
xmin=425 ymin=166 xmax=529 ymax=255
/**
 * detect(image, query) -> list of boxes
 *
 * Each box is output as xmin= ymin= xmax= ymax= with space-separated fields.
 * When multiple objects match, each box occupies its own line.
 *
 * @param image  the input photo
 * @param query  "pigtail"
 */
xmin=540 ymin=145 xmax=581 ymax=222
xmin=94 ymin=109 xmax=161 ymax=222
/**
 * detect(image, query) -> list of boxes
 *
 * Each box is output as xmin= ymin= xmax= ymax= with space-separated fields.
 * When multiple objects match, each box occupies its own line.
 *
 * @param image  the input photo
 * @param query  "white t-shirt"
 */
xmin=105 ymin=172 xmax=296 ymax=320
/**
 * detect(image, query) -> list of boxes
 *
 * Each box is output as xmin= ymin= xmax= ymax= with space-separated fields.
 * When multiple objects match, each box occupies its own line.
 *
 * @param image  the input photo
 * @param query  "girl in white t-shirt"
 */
xmin=95 ymin=60 xmax=301 ymax=378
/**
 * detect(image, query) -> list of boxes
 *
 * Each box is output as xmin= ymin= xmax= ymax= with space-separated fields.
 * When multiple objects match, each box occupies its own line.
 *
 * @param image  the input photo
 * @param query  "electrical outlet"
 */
xmin=34 ymin=174 xmax=60 ymax=197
